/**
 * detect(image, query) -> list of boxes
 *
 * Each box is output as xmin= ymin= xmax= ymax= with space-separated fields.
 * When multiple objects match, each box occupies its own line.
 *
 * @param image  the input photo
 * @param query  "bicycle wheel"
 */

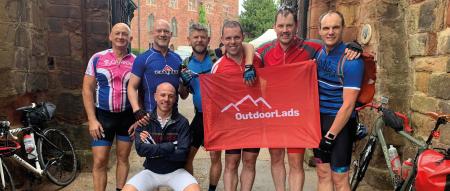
xmin=0 ymin=160 xmax=15 ymax=191
xmin=37 ymin=128 xmax=77 ymax=186
xmin=350 ymin=136 xmax=377 ymax=191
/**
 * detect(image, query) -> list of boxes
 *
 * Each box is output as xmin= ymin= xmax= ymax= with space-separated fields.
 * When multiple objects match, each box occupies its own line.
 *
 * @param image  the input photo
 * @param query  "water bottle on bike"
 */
xmin=23 ymin=133 xmax=37 ymax=160
xmin=401 ymin=158 xmax=413 ymax=180
xmin=388 ymin=145 xmax=401 ymax=175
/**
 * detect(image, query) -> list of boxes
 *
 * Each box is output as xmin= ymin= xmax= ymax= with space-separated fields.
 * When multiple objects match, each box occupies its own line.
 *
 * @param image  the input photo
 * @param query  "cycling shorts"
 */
xmin=190 ymin=111 xmax=204 ymax=148
xmin=91 ymin=108 xmax=134 ymax=147
xmin=126 ymin=168 xmax=197 ymax=191
xmin=313 ymin=115 xmax=357 ymax=173
xmin=225 ymin=148 xmax=260 ymax=155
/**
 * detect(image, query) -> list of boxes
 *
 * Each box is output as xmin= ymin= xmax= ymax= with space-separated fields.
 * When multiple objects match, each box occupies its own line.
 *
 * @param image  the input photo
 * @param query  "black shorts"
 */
xmin=190 ymin=111 xmax=204 ymax=148
xmin=225 ymin=148 xmax=260 ymax=155
xmin=91 ymin=108 xmax=134 ymax=147
xmin=313 ymin=115 xmax=357 ymax=172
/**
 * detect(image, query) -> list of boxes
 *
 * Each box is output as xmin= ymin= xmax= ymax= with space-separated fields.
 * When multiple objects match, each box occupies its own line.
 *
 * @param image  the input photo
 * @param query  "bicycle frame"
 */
xmin=370 ymin=116 xmax=427 ymax=190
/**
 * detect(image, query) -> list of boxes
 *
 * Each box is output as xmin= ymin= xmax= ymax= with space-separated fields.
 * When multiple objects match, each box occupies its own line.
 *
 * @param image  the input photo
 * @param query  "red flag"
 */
xmin=200 ymin=60 xmax=321 ymax=150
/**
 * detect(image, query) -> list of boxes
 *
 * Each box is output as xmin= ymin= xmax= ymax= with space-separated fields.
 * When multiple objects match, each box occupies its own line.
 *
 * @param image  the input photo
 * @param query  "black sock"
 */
xmin=208 ymin=184 xmax=217 ymax=191
xmin=116 ymin=188 xmax=122 ymax=191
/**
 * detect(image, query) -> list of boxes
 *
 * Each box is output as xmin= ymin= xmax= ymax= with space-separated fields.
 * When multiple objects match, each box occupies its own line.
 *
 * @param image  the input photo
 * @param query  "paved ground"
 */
xmin=37 ymin=96 xmax=384 ymax=191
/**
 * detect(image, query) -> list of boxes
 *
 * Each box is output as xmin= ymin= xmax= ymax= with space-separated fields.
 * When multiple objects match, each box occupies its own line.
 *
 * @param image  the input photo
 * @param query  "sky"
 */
xmin=239 ymin=0 xmax=244 ymax=14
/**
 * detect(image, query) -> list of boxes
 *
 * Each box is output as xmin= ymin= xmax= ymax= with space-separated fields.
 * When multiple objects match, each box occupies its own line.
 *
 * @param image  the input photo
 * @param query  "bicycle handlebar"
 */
xmin=356 ymin=102 xmax=413 ymax=133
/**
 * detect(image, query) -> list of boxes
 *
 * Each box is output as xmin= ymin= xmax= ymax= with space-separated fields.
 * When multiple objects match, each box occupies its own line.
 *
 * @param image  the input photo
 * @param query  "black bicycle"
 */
xmin=0 ymin=102 xmax=78 ymax=190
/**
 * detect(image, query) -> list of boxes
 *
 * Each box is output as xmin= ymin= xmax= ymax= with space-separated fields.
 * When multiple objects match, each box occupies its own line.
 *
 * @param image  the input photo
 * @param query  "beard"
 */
xmin=192 ymin=45 xmax=207 ymax=54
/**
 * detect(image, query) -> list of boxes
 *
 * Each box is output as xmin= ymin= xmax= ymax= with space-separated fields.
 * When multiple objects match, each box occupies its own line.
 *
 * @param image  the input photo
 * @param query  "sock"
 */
xmin=208 ymin=184 xmax=217 ymax=191
xmin=116 ymin=188 xmax=122 ymax=191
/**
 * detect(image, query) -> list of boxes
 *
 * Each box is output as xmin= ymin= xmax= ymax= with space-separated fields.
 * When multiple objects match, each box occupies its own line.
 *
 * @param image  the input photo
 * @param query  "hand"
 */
xmin=88 ymin=119 xmax=104 ymax=140
xmin=319 ymin=135 xmax=335 ymax=154
xmin=140 ymin=130 xmax=154 ymax=144
xmin=128 ymin=122 xmax=139 ymax=139
xmin=344 ymin=41 xmax=363 ymax=60
xmin=181 ymin=69 xmax=195 ymax=85
xmin=133 ymin=109 xmax=151 ymax=127
xmin=243 ymin=64 xmax=256 ymax=86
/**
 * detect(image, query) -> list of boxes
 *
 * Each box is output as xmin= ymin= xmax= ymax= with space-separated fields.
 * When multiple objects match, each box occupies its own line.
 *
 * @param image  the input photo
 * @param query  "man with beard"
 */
xmin=128 ymin=19 xmax=184 ymax=127
xmin=257 ymin=6 xmax=361 ymax=191
xmin=180 ymin=23 xmax=257 ymax=191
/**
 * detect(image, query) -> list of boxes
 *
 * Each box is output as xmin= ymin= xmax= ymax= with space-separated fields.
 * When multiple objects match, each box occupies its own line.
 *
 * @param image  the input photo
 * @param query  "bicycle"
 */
xmin=0 ymin=102 xmax=78 ymax=190
xmin=349 ymin=97 xmax=449 ymax=191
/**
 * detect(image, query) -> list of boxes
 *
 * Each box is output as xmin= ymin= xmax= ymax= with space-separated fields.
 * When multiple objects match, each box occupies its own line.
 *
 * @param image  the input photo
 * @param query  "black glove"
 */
xmin=133 ymin=109 xmax=148 ymax=121
xmin=243 ymin=64 xmax=256 ymax=82
xmin=319 ymin=135 xmax=335 ymax=154
xmin=346 ymin=41 xmax=363 ymax=53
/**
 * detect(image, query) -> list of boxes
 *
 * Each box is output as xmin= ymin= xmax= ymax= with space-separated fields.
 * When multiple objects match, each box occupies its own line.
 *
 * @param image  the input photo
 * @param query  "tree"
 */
xmin=239 ymin=0 xmax=278 ymax=41
xmin=198 ymin=2 xmax=207 ymax=26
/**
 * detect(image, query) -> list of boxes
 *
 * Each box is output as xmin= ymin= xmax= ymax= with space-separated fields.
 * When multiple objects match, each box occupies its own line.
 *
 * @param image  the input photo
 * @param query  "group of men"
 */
xmin=82 ymin=5 xmax=363 ymax=191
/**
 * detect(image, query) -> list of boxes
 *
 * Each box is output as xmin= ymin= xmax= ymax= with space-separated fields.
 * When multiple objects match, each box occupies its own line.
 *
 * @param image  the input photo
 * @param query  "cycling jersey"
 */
xmin=185 ymin=55 xmax=213 ymax=112
xmin=132 ymin=48 xmax=182 ymax=112
xmin=315 ymin=42 xmax=364 ymax=115
xmin=211 ymin=54 xmax=262 ymax=74
xmin=257 ymin=37 xmax=322 ymax=66
xmin=85 ymin=49 xmax=136 ymax=112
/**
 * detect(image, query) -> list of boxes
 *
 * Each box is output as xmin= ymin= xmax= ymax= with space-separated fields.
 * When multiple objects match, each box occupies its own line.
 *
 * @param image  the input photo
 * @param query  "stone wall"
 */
xmin=0 ymin=0 xmax=112 ymax=176
xmin=308 ymin=0 xmax=449 ymax=189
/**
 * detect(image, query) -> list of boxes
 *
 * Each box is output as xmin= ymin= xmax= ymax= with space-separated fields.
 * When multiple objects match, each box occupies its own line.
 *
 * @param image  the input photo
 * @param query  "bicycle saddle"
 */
xmin=425 ymin=112 xmax=449 ymax=122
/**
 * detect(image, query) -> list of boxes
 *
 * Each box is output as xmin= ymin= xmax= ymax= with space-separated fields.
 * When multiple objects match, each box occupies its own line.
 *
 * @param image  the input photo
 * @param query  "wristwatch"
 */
xmin=326 ymin=132 xmax=336 ymax=140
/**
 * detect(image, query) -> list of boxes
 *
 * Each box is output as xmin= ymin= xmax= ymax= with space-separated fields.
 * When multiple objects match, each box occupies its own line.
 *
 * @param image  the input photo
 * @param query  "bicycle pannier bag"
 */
xmin=415 ymin=149 xmax=450 ymax=191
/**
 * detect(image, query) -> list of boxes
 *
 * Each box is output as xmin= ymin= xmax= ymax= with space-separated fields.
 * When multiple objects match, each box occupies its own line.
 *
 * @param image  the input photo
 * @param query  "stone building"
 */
xmin=305 ymin=0 xmax=450 ymax=189
xmin=130 ymin=0 xmax=239 ymax=52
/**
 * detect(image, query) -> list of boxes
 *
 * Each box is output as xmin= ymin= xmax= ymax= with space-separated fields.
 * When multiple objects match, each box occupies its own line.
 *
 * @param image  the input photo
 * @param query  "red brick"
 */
xmin=130 ymin=0 xmax=239 ymax=50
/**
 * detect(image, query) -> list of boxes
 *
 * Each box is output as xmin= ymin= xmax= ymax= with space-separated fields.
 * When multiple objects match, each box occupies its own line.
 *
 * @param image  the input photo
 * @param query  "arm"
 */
xmin=134 ymin=126 xmax=175 ymax=158
xmin=178 ymin=84 xmax=189 ymax=100
xmin=243 ymin=43 xmax=255 ymax=66
xmin=127 ymin=74 xmax=142 ymax=112
xmin=326 ymin=89 xmax=359 ymax=137
xmin=81 ymin=75 xmax=103 ymax=140
xmin=164 ymin=119 xmax=191 ymax=161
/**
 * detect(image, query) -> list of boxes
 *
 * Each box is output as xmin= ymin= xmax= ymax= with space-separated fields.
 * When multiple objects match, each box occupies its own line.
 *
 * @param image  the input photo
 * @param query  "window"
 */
xmin=169 ymin=0 xmax=177 ymax=8
xmin=171 ymin=17 xmax=178 ymax=37
xmin=147 ymin=0 xmax=155 ymax=4
xmin=188 ymin=20 xmax=194 ymax=34
xmin=188 ymin=0 xmax=195 ymax=11
xmin=205 ymin=3 xmax=212 ymax=14
xmin=147 ymin=14 xmax=154 ymax=32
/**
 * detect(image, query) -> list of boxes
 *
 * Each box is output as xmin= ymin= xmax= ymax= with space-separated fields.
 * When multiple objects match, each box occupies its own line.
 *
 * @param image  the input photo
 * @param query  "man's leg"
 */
xmin=240 ymin=149 xmax=259 ymax=191
xmin=115 ymin=139 xmax=133 ymax=190
xmin=287 ymin=151 xmax=305 ymax=191
xmin=332 ymin=171 xmax=350 ymax=191
xmin=269 ymin=148 xmax=286 ymax=191
xmin=315 ymin=163 xmax=333 ymax=191
xmin=92 ymin=146 xmax=111 ymax=191
xmin=185 ymin=146 xmax=199 ymax=174
xmin=209 ymin=150 xmax=222 ymax=191
xmin=224 ymin=150 xmax=241 ymax=191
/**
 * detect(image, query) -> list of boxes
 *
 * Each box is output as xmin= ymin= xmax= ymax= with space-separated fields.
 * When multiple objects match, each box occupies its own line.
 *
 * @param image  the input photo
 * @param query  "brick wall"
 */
xmin=130 ymin=0 xmax=239 ymax=51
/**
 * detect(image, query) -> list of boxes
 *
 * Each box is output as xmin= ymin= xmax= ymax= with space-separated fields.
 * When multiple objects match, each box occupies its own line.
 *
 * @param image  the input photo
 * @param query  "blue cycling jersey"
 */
xmin=316 ymin=42 xmax=364 ymax=116
xmin=132 ymin=48 xmax=182 ymax=112
xmin=186 ymin=55 xmax=213 ymax=112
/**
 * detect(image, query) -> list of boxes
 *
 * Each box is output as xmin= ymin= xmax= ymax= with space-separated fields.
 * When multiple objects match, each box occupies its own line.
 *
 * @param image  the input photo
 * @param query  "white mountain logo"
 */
xmin=221 ymin=95 xmax=272 ymax=113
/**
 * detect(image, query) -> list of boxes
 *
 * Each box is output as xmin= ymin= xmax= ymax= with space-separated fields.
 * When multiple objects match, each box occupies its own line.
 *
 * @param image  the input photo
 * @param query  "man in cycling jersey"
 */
xmin=82 ymin=23 xmax=135 ymax=191
xmin=313 ymin=10 xmax=364 ymax=191
xmin=180 ymin=23 xmax=256 ymax=191
xmin=123 ymin=82 xmax=200 ymax=191
xmin=211 ymin=20 xmax=262 ymax=191
xmin=256 ymin=6 xmax=361 ymax=191
xmin=127 ymin=19 xmax=185 ymax=128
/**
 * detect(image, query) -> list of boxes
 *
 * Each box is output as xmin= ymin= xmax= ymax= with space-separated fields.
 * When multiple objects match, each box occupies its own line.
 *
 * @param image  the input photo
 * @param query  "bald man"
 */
xmin=128 ymin=19 xmax=184 ymax=128
xmin=123 ymin=82 xmax=199 ymax=191
xmin=82 ymin=23 xmax=136 ymax=191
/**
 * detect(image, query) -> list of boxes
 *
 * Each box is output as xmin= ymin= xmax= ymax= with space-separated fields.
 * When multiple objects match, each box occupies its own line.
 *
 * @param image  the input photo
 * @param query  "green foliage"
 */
xmin=131 ymin=48 xmax=143 ymax=55
xmin=240 ymin=0 xmax=278 ymax=39
xmin=198 ymin=3 xmax=207 ymax=26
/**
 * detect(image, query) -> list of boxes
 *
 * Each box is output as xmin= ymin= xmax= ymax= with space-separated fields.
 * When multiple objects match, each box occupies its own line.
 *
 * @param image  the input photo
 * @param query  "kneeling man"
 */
xmin=123 ymin=82 xmax=200 ymax=191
